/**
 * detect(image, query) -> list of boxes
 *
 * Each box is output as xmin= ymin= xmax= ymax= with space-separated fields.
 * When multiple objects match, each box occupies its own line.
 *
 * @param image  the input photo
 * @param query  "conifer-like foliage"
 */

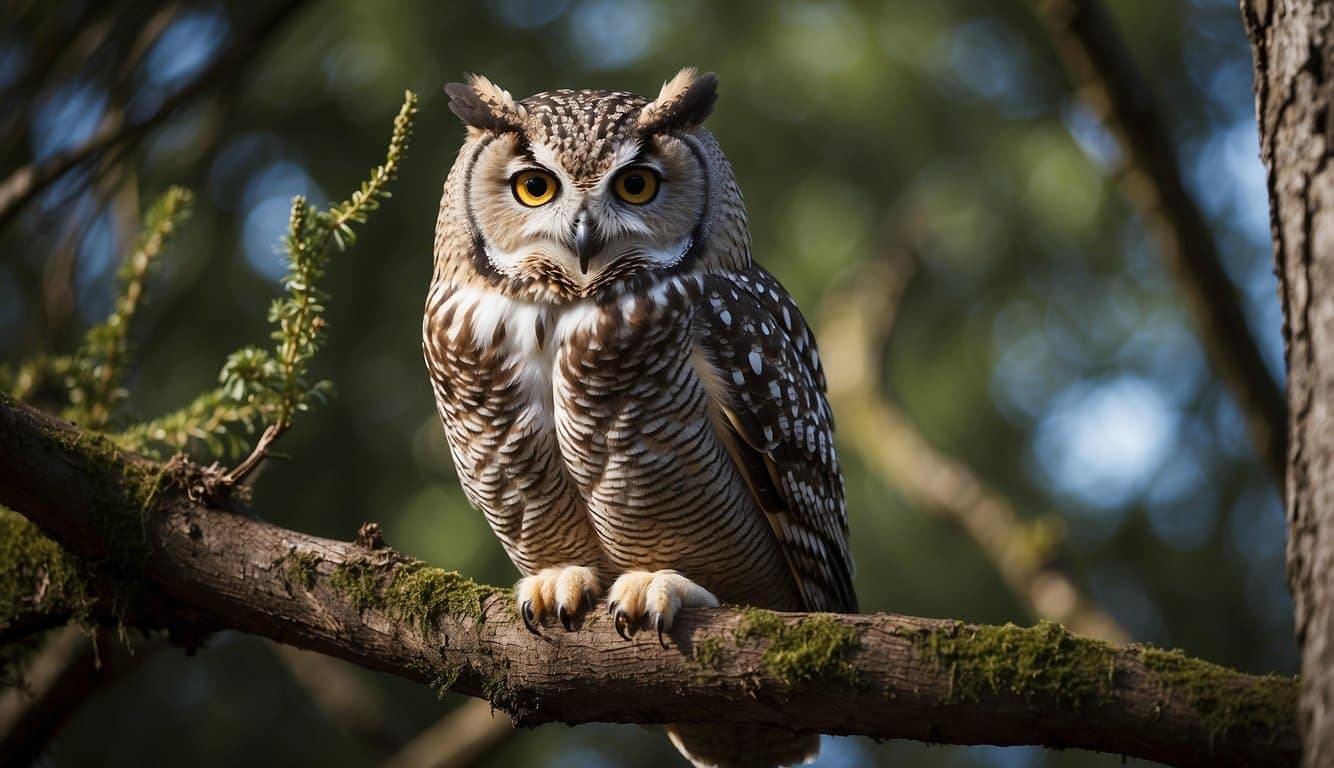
xmin=2 ymin=188 xmax=193 ymax=429
xmin=4 ymin=91 xmax=419 ymax=466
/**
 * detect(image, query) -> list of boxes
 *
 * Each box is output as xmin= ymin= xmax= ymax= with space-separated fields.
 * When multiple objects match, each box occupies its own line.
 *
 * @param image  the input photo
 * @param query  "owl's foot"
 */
xmin=515 ymin=565 xmax=601 ymax=634
xmin=606 ymin=570 xmax=719 ymax=647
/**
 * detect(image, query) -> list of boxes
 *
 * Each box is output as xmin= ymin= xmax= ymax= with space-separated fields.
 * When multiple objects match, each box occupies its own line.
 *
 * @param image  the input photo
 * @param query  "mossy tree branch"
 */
xmin=0 ymin=396 xmax=1298 ymax=768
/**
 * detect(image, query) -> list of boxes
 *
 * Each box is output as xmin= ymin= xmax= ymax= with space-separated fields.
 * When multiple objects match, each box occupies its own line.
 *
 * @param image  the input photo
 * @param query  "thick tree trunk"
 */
xmin=1243 ymin=1 xmax=1334 ymax=764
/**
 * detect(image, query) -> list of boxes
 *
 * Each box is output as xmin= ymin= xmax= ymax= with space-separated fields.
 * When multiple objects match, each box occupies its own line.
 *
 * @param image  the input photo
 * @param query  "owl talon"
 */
xmin=614 ymin=608 xmax=633 ymax=640
xmin=515 ymin=566 xmax=601 ymax=634
xmin=606 ymin=570 xmax=718 ymax=645
xmin=583 ymin=588 xmax=597 ymax=611
xmin=521 ymin=600 xmax=540 ymax=635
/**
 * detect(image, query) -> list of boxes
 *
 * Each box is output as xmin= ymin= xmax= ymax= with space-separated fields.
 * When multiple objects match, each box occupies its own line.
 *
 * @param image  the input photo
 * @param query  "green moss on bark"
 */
xmin=910 ymin=620 xmax=1116 ymax=706
xmin=331 ymin=558 xmax=384 ymax=611
xmin=735 ymin=608 xmax=859 ymax=685
xmin=482 ymin=671 xmax=540 ymax=717
xmin=0 ymin=507 xmax=90 ymax=689
xmin=0 ymin=507 xmax=87 ymax=625
xmin=328 ymin=556 xmax=504 ymax=628
xmin=41 ymin=425 xmax=166 ymax=578
xmin=286 ymin=550 xmax=321 ymax=590
xmin=384 ymin=561 xmax=504 ymax=631
xmin=482 ymin=674 xmax=514 ymax=709
xmin=1137 ymin=645 xmax=1296 ymax=742
xmin=692 ymin=636 xmax=729 ymax=671
xmin=407 ymin=658 xmax=462 ymax=700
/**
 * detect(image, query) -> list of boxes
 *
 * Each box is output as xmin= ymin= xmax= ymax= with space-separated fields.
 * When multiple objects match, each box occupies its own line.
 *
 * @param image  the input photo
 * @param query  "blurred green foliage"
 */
xmin=0 ymin=1 xmax=1289 ymax=766
xmin=114 ymin=91 xmax=417 ymax=457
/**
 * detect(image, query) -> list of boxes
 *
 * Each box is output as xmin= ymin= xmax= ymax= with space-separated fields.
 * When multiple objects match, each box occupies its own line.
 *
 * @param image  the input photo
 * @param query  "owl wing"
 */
xmin=693 ymin=266 xmax=857 ymax=613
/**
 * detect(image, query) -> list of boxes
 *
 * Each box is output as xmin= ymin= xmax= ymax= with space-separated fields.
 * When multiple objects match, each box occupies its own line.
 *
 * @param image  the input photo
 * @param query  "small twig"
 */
xmin=355 ymin=522 xmax=386 ymax=551
xmin=78 ymin=186 xmax=192 ymax=428
xmin=221 ymin=423 xmax=282 ymax=485
xmin=220 ymin=91 xmax=417 ymax=480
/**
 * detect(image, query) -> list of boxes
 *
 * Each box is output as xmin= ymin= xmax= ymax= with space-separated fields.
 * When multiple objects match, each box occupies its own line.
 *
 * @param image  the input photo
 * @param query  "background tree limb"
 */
xmin=1035 ymin=0 xmax=1288 ymax=486
xmin=821 ymin=255 xmax=1132 ymax=645
xmin=0 ymin=395 xmax=1297 ymax=768
xmin=0 ymin=625 xmax=160 ymax=767
xmin=382 ymin=699 xmax=514 ymax=768
xmin=0 ymin=0 xmax=307 ymax=230
xmin=271 ymin=642 xmax=511 ymax=767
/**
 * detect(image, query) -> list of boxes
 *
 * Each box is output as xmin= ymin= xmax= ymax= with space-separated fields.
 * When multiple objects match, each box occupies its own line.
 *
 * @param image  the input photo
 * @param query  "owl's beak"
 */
xmin=573 ymin=215 xmax=601 ymax=274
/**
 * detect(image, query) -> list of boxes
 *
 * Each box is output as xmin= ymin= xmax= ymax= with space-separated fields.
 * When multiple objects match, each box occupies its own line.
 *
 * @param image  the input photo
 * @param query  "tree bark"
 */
xmin=0 ymin=396 xmax=1298 ymax=768
xmin=1243 ymin=2 xmax=1334 ymax=765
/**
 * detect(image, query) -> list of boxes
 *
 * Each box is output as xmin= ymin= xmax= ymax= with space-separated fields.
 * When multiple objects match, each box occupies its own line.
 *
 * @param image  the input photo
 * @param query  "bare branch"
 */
xmin=0 ymin=395 xmax=1297 ymax=768
xmin=1033 ymin=0 xmax=1287 ymax=486
xmin=270 ymin=644 xmax=414 ymax=757
xmin=820 ymin=258 xmax=1131 ymax=644
xmin=382 ymin=700 xmax=514 ymax=768
xmin=274 ymin=643 xmax=514 ymax=765
xmin=0 ymin=0 xmax=308 ymax=230
xmin=0 ymin=626 xmax=160 ymax=766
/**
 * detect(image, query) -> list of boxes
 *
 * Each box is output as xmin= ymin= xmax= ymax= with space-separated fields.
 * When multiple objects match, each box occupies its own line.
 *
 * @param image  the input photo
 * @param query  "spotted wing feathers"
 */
xmin=694 ymin=267 xmax=856 ymax=613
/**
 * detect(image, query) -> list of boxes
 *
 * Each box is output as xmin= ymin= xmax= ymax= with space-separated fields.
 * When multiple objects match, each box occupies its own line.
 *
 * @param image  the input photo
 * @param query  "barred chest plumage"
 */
xmin=427 ymin=68 xmax=855 ymax=768
xmin=422 ymin=272 xmax=803 ymax=609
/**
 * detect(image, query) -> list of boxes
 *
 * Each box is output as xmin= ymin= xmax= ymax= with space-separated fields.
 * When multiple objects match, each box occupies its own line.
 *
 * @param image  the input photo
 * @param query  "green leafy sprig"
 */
xmin=4 ymin=91 xmax=418 ymax=479
xmin=116 ymin=90 xmax=418 ymax=473
xmin=1 ymin=186 xmax=193 ymax=429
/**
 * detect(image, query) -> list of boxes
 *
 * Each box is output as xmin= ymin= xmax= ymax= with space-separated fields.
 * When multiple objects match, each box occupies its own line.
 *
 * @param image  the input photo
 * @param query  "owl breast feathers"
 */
xmin=423 ymin=68 xmax=855 ymax=768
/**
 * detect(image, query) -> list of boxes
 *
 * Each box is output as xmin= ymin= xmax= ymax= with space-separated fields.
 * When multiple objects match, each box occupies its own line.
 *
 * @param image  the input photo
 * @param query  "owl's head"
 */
xmin=436 ymin=68 xmax=748 ymax=302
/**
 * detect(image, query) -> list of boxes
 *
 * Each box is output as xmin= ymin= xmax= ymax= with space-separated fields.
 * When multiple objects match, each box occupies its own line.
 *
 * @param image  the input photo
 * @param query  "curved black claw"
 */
xmin=655 ymin=614 xmax=669 ymax=648
xmin=558 ymin=604 xmax=573 ymax=631
xmin=614 ymin=607 xmax=634 ymax=641
xmin=521 ymin=600 xmax=541 ymax=635
xmin=583 ymin=588 xmax=597 ymax=611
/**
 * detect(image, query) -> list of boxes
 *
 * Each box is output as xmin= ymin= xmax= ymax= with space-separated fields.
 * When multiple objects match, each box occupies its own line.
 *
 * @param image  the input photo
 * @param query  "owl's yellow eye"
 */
xmin=613 ymin=167 xmax=660 ymax=205
xmin=512 ymin=170 xmax=558 ymax=207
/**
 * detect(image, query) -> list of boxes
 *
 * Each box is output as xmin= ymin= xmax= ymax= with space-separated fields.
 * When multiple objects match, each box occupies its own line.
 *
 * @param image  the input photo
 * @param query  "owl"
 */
xmin=423 ymin=68 xmax=856 ymax=768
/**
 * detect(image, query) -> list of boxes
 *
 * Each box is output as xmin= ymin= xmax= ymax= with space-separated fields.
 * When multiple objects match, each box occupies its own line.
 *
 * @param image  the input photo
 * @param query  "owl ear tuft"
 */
xmin=444 ymin=74 xmax=526 ymax=133
xmin=637 ymin=68 xmax=718 ymax=134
